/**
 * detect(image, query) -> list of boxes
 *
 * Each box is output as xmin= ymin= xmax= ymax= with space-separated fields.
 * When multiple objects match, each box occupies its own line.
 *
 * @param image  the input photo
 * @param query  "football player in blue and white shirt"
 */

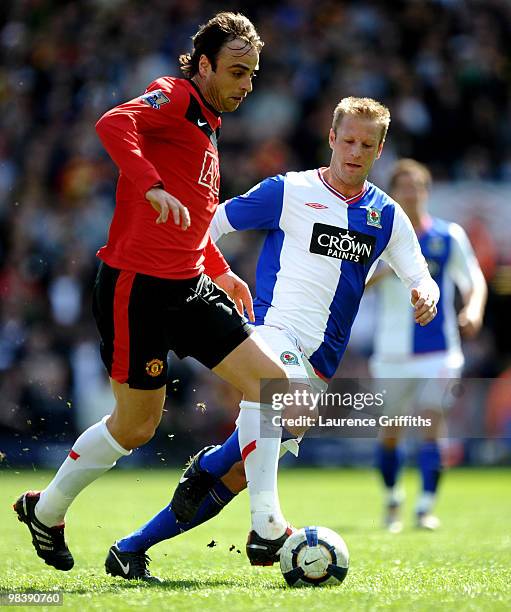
xmin=369 ymin=159 xmax=487 ymax=532
xmin=107 ymin=98 xmax=440 ymax=579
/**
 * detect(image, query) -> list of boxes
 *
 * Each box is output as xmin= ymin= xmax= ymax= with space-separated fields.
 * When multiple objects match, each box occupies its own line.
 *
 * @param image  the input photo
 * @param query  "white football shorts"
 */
xmin=253 ymin=324 xmax=327 ymax=394
xmin=369 ymin=352 xmax=462 ymax=414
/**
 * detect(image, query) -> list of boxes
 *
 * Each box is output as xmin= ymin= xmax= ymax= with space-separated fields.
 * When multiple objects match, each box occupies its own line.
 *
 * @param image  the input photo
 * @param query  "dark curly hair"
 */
xmin=179 ymin=12 xmax=263 ymax=79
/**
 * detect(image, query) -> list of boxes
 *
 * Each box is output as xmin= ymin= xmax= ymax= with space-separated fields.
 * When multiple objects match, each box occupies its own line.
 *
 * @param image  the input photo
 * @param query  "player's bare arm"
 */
xmin=145 ymin=186 xmax=191 ymax=229
xmin=458 ymin=268 xmax=487 ymax=338
xmin=458 ymin=304 xmax=483 ymax=338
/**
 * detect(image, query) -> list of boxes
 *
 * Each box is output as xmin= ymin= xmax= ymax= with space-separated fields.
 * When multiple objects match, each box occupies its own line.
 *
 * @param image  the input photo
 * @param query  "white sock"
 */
xmin=385 ymin=486 xmax=405 ymax=507
xmin=35 ymin=416 xmax=131 ymax=527
xmin=416 ymin=491 xmax=436 ymax=515
xmin=238 ymin=400 xmax=286 ymax=540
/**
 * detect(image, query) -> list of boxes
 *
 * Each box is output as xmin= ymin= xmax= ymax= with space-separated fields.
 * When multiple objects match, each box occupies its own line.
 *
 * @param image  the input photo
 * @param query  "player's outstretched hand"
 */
xmin=214 ymin=271 xmax=255 ymax=322
xmin=411 ymin=287 xmax=437 ymax=326
xmin=145 ymin=187 xmax=191 ymax=230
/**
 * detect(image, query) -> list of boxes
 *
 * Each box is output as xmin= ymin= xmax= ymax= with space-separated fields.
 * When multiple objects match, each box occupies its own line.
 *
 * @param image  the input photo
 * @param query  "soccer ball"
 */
xmin=280 ymin=526 xmax=349 ymax=587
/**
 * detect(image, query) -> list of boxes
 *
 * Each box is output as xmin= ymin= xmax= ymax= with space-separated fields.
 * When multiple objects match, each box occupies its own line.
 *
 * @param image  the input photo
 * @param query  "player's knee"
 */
xmin=135 ymin=424 xmax=158 ymax=448
xmin=220 ymin=461 xmax=247 ymax=494
xmin=281 ymin=383 xmax=317 ymax=436
xmin=108 ymin=387 xmax=165 ymax=449
xmin=285 ymin=423 xmax=304 ymax=437
xmin=117 ymin=419 xmax=159 ymax=450
xmin=381 ymin=436 xmax=400 ymax=449
xmin=283 ymin=404 xmax=318 ymax=437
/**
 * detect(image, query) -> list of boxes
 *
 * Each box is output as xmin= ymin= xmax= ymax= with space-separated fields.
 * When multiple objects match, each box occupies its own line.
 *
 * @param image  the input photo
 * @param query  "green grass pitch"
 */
xmin=1 ymin=468 xmax=510 ymax=611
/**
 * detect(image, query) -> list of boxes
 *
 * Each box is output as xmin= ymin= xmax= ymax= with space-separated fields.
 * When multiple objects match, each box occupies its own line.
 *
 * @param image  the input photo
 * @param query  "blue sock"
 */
xmin=117 ymin=480 xmax=236 ymax=553
xmin=418 ymin=441 xmax=442 ymax=494
xmin=199 ymin=428 xmax=241 ymax=477
xmin=376 ymin=443 xmax=404 ymax=489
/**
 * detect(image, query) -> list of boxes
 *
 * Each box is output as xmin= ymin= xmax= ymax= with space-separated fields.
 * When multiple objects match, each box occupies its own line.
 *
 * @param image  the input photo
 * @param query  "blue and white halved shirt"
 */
xmin=372 ymin=216 xmax=480 ymax=361
xmin=211 ymin=169 xmax=437 ymax=379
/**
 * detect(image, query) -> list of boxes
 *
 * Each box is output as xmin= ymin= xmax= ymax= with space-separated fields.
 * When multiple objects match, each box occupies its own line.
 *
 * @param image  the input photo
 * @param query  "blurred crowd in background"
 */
xmin=0 ymin=0 xmax=510 ymax=468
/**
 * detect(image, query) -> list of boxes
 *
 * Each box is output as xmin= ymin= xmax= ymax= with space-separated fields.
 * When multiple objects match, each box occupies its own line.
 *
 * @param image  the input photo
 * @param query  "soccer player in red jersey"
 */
xmin=14 ymin=12 xmax=291 ymax=579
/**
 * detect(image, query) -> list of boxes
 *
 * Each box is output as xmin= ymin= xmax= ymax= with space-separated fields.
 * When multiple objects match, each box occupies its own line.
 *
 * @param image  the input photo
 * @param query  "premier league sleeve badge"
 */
xmin=140 ymin=89 xmax=170 ymax=110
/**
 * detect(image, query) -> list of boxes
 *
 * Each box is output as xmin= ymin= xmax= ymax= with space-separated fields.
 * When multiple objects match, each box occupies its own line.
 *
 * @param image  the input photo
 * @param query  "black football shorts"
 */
xmin=92 ymin=262 xmax=252 ymax=390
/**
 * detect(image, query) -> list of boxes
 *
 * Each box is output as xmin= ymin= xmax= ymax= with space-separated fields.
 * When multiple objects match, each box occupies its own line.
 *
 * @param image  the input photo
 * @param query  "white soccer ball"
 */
xmin=280 ymin=526 xmax=349 ymax=587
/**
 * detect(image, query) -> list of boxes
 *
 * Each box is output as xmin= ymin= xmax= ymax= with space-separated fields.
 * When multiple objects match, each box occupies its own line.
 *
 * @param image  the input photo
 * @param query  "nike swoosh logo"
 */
xmin=179 ymin=474 xmax=188 ymax=484
xmin=111 ymin=549 xmax=130 ymax=574
xmin=304 ymin=558 xmax=320 ymax=566
xmin=197 ymin=120 xmax=207 ymax=127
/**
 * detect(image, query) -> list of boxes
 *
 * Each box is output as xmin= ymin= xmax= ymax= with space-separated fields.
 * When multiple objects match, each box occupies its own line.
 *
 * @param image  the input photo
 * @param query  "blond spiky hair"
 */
xmin=332 ymin=97 xmax=391 ymax=143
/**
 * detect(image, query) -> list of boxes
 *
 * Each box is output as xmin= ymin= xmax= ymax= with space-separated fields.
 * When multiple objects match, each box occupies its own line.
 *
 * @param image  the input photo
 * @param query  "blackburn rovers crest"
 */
xmin=280 ymin=351 xmax=299 ymax=366
xmin=366 ymin=207 xmax=382 ymax=228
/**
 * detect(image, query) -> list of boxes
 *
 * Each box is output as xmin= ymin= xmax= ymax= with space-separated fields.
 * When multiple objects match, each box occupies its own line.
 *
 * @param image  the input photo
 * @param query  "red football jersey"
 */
xmin=95 ymin=77 xmax=229 ymax=280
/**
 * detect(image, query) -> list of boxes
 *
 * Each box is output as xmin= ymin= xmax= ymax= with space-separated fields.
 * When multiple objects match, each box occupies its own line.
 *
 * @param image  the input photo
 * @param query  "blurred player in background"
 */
xmin=14 ymin=12 xmax=296 ymax=580
xmin=369 ymin=159 xmax=487 ymax=532
xmin=109 ymin=98 xmax=441 ymax=580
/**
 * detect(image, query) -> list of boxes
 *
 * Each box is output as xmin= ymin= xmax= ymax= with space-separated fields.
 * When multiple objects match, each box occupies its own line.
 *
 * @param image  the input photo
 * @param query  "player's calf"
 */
xmin=107 ymin=381 xmax=166 ymax=450
xmin=220 ymin=461 xmax=246 ymax=493
xmin=170 ymin=446 xmax=218 ymax=523
xmin=384 ymin=497 xmax=403 ymax=534
xmin=171 ymin=436 xmax=301 ymax=524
